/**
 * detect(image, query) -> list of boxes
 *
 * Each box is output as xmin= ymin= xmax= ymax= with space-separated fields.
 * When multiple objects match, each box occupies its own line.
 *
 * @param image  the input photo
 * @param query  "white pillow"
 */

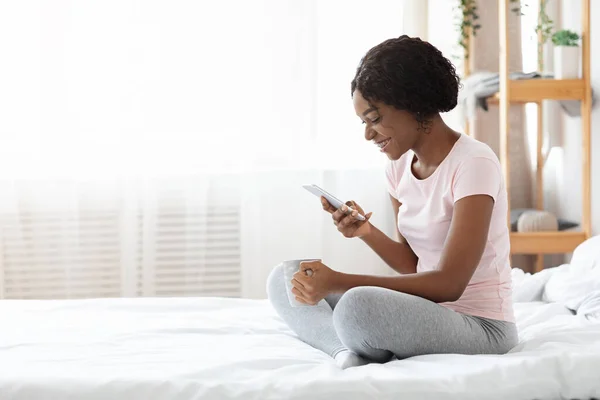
xmin=578 ymin=291 xmax=600 ymax=320
xmin=542 ymin=235 xmax=600 ymax=310
xmin=570 ymin=234 xmax=600 ymax=270
xmin=510 ymin=267 xmax=555 ymax=302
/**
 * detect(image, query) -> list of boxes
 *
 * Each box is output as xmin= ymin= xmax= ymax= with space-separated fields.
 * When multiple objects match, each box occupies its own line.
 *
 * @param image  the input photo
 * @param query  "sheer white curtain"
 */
xmin=0 ymin=0 xmax=457 ymax=299
xmin=0 ymin=0 xmax=401 ymax=178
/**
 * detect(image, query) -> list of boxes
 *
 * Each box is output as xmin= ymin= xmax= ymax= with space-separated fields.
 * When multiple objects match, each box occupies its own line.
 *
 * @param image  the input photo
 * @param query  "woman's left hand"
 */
xmin=291 ymin=261 xmax=340 ymax=305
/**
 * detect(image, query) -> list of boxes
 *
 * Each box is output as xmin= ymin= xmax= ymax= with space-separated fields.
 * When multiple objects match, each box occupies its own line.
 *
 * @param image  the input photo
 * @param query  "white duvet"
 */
xmin=0 ymin=296 xmax=598 ymax=400
xmin=1 ymin=237 xmax=600 ymax=400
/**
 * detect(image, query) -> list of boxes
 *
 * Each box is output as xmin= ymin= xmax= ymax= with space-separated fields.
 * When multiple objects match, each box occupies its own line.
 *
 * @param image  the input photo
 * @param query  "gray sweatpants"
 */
xmin=266 ymin=263 xmax=518 ymax=362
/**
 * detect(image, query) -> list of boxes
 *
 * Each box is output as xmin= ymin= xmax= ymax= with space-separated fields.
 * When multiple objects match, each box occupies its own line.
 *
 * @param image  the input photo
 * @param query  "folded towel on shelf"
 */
xmin=458 ymin=70 xmax=543 ymax=120
xmin=458 ymin=71 xmax=499 ymax=120
xmin=557 ymin=98 xmax=596 ymax=117
xmin=458 ymin=70 xmax=595 ymax=119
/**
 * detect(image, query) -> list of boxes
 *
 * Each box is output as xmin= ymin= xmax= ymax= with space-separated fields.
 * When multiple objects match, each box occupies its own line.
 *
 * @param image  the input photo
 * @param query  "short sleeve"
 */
xmin=385 ymin=160 xmax=399 ymax=199
xmin=452 ymin=157 xmax=502 ymax=203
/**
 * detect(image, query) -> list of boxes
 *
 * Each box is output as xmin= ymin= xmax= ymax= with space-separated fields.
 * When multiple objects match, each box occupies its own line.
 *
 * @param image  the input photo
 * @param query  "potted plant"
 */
xmin=552 ymin=29 xmax=580 ymax=79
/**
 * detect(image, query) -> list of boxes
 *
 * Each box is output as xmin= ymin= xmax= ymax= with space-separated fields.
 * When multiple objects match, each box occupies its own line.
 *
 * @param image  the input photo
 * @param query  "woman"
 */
xmin=266 ymin=35 xmax=518 ymax=369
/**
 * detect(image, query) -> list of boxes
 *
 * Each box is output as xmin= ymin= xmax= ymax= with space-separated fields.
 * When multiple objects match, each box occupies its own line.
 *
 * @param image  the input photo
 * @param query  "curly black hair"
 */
xmin=351 ymin=35 xmax=460 ymax=128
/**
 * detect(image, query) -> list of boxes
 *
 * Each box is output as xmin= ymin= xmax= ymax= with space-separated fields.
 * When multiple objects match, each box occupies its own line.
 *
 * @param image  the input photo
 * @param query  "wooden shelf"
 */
xmin=510 ymin=231 xmax=587 ymax=254
xmin=489 ymin=78 xmax=585 ymax=104
xmin=464 ymin=0 xmax=591 ymax=266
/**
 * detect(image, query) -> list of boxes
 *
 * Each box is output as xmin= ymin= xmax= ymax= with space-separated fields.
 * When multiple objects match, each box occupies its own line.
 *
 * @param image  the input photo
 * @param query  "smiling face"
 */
xmin=352 ymin=90 xmax=422 ymax=160
xmin=350 ymin=36 xmax=460 ymax=160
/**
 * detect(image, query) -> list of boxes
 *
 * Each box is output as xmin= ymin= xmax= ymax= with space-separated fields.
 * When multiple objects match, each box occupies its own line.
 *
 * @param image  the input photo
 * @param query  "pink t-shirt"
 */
xmin=386 ymin=133 xmax=514 ymax=323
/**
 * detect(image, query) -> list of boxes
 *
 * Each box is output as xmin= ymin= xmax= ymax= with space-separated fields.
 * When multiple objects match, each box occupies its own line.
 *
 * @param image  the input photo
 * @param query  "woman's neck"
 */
xmin=411 ymin=116 xmax=461 ymax=168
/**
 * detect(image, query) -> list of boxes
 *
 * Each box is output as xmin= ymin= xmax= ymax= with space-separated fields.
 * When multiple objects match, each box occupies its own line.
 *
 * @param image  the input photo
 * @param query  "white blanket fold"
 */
xmin=511 ymin=234 xmax=600 ymax=320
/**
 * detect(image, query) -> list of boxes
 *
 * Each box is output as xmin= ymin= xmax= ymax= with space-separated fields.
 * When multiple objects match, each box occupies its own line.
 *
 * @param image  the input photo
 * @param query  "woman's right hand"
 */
xmin=321 ymin=197 xmax=373 ymax=238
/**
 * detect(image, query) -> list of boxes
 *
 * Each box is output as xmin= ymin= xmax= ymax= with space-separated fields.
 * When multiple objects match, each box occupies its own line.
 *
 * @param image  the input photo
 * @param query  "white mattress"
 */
xmin=1 ymin=296 xmax=599 ymax=400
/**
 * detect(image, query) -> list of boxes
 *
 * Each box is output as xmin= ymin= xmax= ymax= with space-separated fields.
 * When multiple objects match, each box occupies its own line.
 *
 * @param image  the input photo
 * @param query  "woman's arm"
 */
xmin=359 ymin=195 xmax=418 ymax=274
xmin=333 ymin=194 xmax=495 ymax=303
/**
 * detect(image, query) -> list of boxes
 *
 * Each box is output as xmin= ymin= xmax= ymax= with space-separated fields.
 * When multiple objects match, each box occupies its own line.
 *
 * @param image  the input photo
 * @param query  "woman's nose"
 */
xmin=364 ymin=126 xmax=376 ymax=141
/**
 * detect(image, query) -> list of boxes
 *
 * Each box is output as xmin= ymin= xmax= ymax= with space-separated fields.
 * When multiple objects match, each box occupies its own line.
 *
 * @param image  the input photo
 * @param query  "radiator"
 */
xmin=151 ymin=206 xmax=241 ymax=297
xmin=0 ymin=204 xmax=241 ymax=299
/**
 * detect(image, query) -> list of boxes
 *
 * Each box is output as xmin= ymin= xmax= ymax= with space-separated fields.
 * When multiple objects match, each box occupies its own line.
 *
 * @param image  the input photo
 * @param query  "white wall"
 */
xmin=240 ymin=167 xmax=398 ymax=299
xmin=553 ymin=1 xmax=599 ymax=235
xmin=427 ymin=0 xmax=465 ymax=132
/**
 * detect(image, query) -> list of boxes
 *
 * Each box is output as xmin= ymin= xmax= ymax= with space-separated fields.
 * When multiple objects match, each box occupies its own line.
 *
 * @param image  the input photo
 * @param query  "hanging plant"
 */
xmin=535 ymin=0 xmax=553 ymax=42
xmin=456 ymin=0 xmax=524 ymax=62
xmin=455 ymin=0 xmax=481 ymax=60
xmin=509 ymin=0 xmax=526 ymax=16
xmin=535 ymin=0 xmax=554 ymax=71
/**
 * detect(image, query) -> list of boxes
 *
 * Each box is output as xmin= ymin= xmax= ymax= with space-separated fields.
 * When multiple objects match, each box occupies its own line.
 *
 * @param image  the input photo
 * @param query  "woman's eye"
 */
xmin=362 ymin=117 xmax=380 ymax=125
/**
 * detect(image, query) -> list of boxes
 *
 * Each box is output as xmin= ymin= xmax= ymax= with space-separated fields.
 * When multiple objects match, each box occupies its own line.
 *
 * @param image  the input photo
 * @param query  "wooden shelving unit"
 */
xmin=463 ymin=1 xmax=591 ymax=271
xmin=497 ymin=0 xmax=592 ymax=271
xmin=510 ymin=231 xmax=588 ymax=254
xmin=488 ymin=78 xmax=586 ymax=103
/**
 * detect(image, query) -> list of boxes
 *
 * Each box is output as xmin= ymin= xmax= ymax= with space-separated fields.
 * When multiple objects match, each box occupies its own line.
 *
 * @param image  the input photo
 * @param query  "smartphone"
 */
xmin=302 ymin=184 xmax=366 ymax=221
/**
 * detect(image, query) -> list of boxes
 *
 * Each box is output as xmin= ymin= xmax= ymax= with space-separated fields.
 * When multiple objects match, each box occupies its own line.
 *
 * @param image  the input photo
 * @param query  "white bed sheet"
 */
xmin=1 ymin=296 xmax=599 ymax=400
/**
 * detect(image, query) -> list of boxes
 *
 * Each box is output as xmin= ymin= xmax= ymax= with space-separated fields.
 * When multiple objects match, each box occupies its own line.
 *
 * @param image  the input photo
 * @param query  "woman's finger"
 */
xmin=332 ymin=204 xmax=353 ymax=222
xmin=295 ymin=296 xmax=309 ymax=305
xmin=331 ymin=208 xmax=345 ymax=222
xmin=321 ymin=197 xmax=337 ymax=214
xmin=299 ymin=261 xmax=319 ymax=273
xmin=339 ymin=211 xmax=361 ymax=229
xmin=291 ymin=286 xmax=306 ymax=298
xmin=291 ymin=277 xmax=306 ymax=289
xmin=337 ymin=215 xmax=352 ymax=229
xmin=346 ymin=200 xmax=365 ymax=215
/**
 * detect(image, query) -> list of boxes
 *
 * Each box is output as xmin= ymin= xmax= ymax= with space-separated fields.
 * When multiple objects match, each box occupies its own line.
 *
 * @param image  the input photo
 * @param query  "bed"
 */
xmin=2 ymin=239 xmax=600 ymax=400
